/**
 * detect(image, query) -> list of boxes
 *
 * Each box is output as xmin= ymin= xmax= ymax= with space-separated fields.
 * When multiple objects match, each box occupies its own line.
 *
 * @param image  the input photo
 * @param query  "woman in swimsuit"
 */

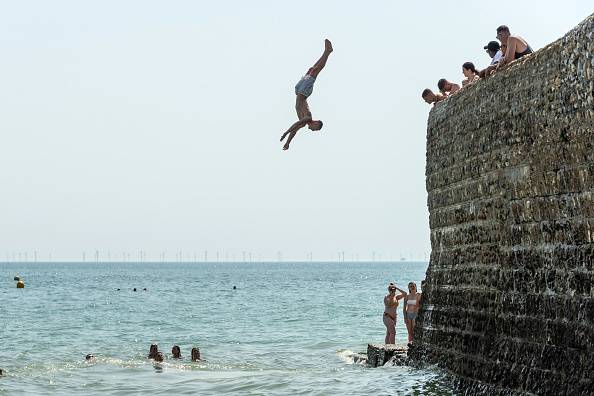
xmin=403 ymin=282 xmax=420 ymax=343
xmin=383 ymin=283 xmax=407 ymax=344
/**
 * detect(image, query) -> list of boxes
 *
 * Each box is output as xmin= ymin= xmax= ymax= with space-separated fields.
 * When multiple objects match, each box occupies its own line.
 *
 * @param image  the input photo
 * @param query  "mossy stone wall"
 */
xmin=409 ymin=13 xmax=594 ymax=396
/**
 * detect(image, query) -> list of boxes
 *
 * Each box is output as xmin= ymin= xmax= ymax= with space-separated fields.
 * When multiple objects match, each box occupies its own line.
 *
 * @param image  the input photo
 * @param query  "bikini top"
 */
xmin=407 ymin=299 xmax=417 ymax=305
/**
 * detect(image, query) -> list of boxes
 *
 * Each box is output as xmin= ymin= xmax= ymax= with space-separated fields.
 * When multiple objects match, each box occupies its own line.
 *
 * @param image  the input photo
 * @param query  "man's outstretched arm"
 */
xmin=280 ymin=117 xmax=311 ymax=150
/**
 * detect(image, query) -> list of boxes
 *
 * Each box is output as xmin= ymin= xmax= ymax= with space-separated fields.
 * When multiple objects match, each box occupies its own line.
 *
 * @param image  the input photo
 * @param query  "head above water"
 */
xmin=191 ymin=347 xmax=201 ymax=360
xmin=154 ymin=352 xmax=164 ymax=362
xmin=86 ymin=354 xmax=95 ymax=360
xmin=172 ymin=345 xmax=181 ymax=358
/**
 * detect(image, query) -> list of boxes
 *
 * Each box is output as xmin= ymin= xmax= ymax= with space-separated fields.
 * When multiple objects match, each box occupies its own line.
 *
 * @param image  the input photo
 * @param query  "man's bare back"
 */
xmin=280 ymin=39 xmax=333 ymax=151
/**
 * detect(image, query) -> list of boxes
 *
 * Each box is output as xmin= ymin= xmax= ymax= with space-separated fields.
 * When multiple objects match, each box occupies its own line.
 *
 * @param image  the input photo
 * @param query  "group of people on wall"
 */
xmin=422 ymin=25 xmax=533 ymax=106
xmin=382 ymin=280 xmax=425 ymax=344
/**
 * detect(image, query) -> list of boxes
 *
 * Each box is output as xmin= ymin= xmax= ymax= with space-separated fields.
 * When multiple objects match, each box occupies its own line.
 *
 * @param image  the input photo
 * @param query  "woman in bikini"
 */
xmin=403 ymin=282 xmax=421 ymax=343
xmin=383 ymin=283 xmax=407 ymax=344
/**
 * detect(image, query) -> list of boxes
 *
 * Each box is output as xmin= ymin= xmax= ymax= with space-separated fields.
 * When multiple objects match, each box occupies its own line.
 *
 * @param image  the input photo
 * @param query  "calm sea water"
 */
xmin=0 ymin=261 xmax=458 ymax=395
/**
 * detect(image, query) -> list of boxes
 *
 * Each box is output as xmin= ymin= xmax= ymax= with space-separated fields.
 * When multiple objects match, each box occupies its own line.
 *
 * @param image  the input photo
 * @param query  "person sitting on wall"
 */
xmin=437 ymin=78 xmax=460 ymax=97
xmin=479 ymin=41 xmax=502 ymax=78
xmin=421 ymin=89 xmax=445 ymax=106
xmin=461 ymin=62 xmax=481 ymax=87
xmin=495 ymin=25 xmax=533 ymax=69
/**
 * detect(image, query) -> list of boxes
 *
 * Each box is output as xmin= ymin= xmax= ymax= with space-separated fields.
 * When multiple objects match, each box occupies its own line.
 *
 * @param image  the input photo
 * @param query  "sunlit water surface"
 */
xmin=0 ymin=261 xmax=458 ymax=395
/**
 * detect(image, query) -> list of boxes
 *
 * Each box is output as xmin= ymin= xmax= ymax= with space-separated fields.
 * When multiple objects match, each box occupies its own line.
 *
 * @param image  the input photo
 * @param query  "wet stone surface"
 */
xmin=410 ymin=12 xmax=594 ymax=396
xmin=366 ymin=344 xmax=409 ymax=367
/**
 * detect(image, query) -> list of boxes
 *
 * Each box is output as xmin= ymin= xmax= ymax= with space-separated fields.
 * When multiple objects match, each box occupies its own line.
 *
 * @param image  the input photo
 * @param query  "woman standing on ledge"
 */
xmin=383 ymin=283 xmax=407 ymax=344
xmin=403 ymin=282 xmax=421 ymax=343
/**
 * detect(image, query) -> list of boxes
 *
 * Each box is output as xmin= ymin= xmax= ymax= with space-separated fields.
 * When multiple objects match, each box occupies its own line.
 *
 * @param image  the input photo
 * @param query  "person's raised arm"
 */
xmin=395 ymin=287 xmax=407 ymax=300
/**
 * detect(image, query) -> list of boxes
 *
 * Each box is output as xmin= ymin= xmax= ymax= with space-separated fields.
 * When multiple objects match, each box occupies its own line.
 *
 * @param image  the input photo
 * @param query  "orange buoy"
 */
xmin=17 ymin=281 xmax=24 ymax=288
xmin=14 ymin=276 xmax=20 ymax=281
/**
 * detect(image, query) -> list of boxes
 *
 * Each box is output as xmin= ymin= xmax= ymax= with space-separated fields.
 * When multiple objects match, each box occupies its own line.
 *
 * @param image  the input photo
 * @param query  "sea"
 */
xmin=0 ymin=261 xmax=459 ymax=395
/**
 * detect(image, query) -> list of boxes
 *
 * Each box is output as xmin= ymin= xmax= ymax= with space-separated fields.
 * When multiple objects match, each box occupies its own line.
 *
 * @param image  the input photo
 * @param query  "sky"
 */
xmin=1 ymin=1 xmax=592 ymax=262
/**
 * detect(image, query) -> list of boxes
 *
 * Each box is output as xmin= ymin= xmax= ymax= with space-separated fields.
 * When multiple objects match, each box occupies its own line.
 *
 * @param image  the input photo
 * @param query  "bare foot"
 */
xmin=325 ymin=39 xmax=333 ymax=53
xmin=283 ymin=142 xmax=290 ymax=150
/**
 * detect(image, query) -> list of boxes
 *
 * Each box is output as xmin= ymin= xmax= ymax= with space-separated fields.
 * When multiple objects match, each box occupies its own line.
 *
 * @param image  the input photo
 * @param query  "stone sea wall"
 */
xmin=409 ymin=13 xmax=594 ymax=396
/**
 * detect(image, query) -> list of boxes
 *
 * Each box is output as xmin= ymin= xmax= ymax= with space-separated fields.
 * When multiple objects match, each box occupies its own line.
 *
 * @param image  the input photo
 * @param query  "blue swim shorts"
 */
xmin=295 ymin=75 xmax=315 ymax=98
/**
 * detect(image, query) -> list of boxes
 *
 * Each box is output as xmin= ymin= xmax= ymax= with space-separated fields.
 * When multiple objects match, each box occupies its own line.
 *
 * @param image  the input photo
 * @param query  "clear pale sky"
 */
xmin=1 ymin=1 xmax=592 ymax=262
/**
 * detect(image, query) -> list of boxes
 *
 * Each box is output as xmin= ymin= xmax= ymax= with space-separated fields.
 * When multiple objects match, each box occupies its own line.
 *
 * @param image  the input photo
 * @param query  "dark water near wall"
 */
xmin=0 ymin=261 xmax=458 ymax=395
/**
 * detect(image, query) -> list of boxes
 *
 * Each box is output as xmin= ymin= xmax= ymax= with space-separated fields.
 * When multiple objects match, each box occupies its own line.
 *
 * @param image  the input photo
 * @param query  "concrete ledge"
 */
xmin=366 ymin=343 xmax=408 ymax=367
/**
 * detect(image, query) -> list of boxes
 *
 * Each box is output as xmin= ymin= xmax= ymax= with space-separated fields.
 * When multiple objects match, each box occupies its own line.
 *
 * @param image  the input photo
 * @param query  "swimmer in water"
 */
xmin=86 ymin=354 xmax=95 ymax=360
xmin=147 ymin=344 xmax=158 ymax=359
xmin=191 ymin=347 xmax=206 ymax=361
xmin=172 ymin=345 xmax=182 ymax=359
xmin=154 ymin=352 xmax=164 ymax=362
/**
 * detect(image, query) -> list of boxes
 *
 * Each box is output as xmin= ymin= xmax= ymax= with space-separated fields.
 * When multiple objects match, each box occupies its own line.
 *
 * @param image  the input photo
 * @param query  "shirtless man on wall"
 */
xmin=280 ymin=39 xmax=333 ymax=151
xmin=496 ymin=25 xmax=533 ymax=68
